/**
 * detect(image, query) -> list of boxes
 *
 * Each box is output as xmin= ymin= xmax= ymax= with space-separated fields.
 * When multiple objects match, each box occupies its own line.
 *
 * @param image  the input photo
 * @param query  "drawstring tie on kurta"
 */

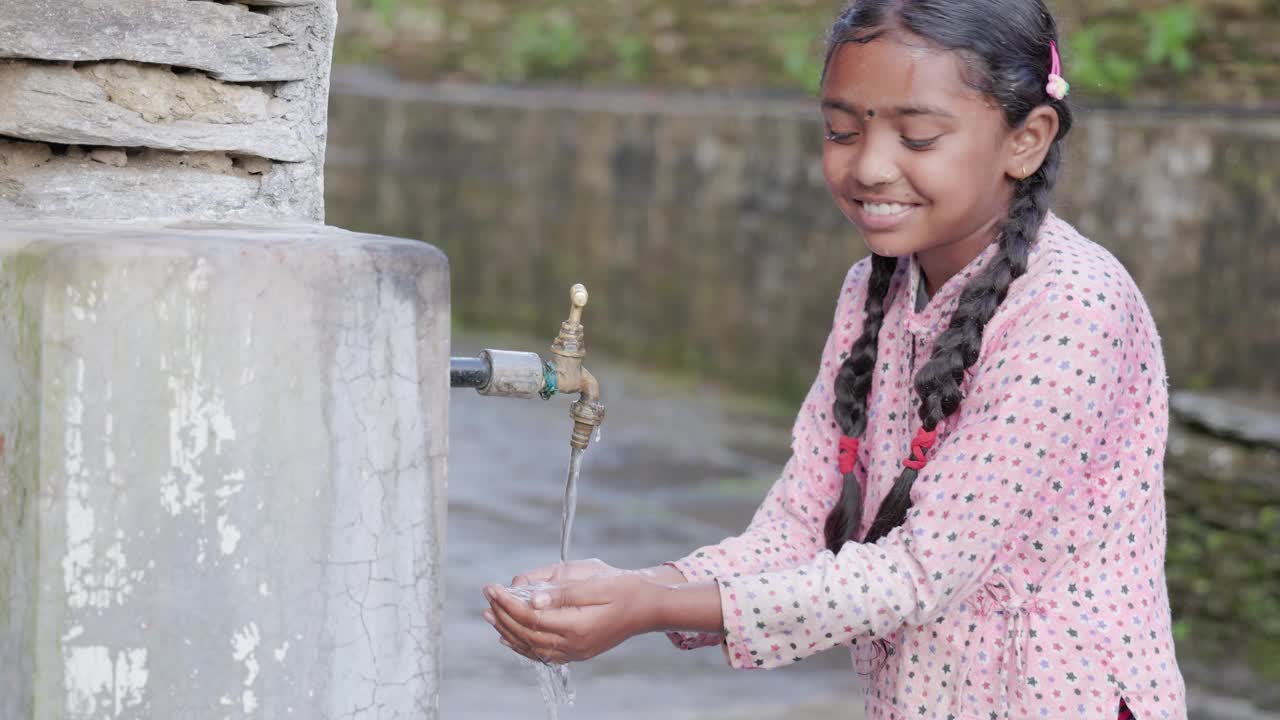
xmin=970 ymin=579 xmax=1049 ymax=709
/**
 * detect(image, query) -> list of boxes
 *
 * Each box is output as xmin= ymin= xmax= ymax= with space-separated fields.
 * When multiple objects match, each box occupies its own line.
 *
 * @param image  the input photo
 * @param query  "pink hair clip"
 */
xmin=1046 ymin=40 xmax=1069 ymax=100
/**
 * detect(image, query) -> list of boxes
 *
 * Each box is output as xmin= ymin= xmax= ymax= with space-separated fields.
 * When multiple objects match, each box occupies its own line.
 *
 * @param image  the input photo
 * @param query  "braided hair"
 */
xmin=823 ymin=0 xmax=1074 ymax=553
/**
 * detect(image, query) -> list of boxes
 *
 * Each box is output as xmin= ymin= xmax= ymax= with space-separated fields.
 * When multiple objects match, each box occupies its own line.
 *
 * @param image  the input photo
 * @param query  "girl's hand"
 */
xmin=483 ymin=574 xmax=664 ymax=664
xmin=508 ymin=558 xmax=687 ymax=588
xmin=509 ymin=558 xmax=625 ymax=588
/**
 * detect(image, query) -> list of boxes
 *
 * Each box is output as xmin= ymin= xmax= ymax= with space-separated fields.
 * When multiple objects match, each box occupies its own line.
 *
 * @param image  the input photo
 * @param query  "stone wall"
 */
xmin=1166 ymin=393 xmax=1280 ymax=712
xmin=0 ymin=0 xmax=339 ymax=222
xmin=325 ymin=69 xmax=1280 ymax=400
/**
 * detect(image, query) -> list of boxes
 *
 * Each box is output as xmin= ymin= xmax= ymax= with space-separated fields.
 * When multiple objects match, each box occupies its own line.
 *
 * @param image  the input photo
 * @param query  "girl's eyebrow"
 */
xmin=822 ymin=98 xmax=956 ymax=119
xmin=898 ymin=103 xmax=956 ymax=119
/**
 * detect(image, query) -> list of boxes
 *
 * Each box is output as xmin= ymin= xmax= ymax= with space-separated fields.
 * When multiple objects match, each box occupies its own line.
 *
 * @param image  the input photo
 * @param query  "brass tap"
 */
xmin=449 ymin=283 xmax=605 ymax=451
xmin=548 ymin=284 xmax=605 ymax=451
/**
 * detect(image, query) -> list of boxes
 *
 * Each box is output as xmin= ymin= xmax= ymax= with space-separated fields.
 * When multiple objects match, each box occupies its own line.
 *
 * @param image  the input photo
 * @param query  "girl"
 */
xmin=484 ymin=1 xmax=1187 ymax=718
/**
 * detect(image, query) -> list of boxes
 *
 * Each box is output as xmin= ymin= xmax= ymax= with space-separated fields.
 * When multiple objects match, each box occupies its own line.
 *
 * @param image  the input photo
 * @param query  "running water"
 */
xmin=506 ymin=583 xmax=574 ymax=718
xmin=559 ymin=447 xmax=585 ymax=564
xmin=508 ymin=446 xmax=589 ymax=719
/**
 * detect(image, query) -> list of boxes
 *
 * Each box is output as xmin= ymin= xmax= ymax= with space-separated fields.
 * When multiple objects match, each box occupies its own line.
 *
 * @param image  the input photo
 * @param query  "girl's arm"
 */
xmin=654 ymin=581 xmax=725 ymax=635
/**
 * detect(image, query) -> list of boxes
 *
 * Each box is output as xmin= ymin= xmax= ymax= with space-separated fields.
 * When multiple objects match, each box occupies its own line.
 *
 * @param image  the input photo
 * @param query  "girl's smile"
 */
xmin=849 ymin=196 xmax=923 ymax=232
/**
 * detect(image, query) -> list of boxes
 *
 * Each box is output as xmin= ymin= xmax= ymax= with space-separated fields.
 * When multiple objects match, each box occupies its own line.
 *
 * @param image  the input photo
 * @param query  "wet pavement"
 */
xmin=442 ymin=330 xmax=867 ymax=719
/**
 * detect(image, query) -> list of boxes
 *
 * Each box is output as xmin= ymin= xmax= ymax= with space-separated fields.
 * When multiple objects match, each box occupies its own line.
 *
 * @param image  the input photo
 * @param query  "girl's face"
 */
xmin=820 ymin=36 xmax=1021 ymax=267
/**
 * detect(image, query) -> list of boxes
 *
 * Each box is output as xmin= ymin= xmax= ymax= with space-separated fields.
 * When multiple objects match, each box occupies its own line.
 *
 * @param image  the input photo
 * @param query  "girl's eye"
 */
xmin=824 ymin=130 xmax=859 ymax=145
xmin=902 ymin=135 xmax=941 ymax=150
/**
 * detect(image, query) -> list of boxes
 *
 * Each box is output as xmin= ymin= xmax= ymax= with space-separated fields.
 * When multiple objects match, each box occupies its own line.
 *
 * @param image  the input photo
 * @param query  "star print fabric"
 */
xmin=667 ymin=214 xmax=1186 ymax=720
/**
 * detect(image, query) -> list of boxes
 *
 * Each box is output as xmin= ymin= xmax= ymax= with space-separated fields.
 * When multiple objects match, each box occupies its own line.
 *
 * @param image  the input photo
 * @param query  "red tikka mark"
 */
xmin=837 ymin=436 xmax=860 ymax=475
xmin=903 ymin=427 xmax=939 ymax=471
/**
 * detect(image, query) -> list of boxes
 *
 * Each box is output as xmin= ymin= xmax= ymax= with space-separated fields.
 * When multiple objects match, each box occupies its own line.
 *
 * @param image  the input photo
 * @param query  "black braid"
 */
xmin=822 ymin=0 xmax=1074 ymax=551
xmin=825 ymin=253 xmax=898 ymax=553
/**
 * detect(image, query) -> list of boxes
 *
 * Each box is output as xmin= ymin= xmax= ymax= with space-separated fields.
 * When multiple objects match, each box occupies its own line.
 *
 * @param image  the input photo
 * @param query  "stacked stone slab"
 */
xmin=0 ymin=0 xmax=338 ymax=222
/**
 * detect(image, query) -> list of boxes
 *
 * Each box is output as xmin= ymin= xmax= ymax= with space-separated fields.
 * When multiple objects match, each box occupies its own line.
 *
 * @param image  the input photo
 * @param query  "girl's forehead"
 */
xmin=822 ymin=38 xmax=981 ymax=113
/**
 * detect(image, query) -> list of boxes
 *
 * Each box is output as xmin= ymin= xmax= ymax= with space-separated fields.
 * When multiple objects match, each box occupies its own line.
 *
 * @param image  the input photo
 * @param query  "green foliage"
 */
xmin=778 ymin=30 xmax=823 ymax=96
xmin=1067 ymin=4 xmax=1200 ymax=99
xmin=371 ymin=0 xmax=400 ymax=27
xmin=1144 ymin=5 xmax=1198 ymax=73
xmin=334 ymin=0 xmax=1273 ymax=105
xmin=345 ymin=0 xmax=414 ymax=27
xmin=1069 ymin=26 xmax=1142 ymax=97
xmin=505 ymin=12 xmax=587 ymax=82
xmin=333 ymin=32 xmax=382 ymax=65
xmin=614 ymin=34 xmax=650 ymax=82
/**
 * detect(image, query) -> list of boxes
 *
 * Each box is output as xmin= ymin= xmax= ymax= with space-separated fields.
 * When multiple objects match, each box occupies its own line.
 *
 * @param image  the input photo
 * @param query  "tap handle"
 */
xmin=567 ymin=284 xmax=588 ymax=326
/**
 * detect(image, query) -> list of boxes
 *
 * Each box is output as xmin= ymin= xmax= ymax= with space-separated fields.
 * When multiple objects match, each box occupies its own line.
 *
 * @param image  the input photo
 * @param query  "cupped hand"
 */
xmin=509 ymin=557 xmax=626 ymax=588
xmin=483 ymin=573 xmax=664 ymax=664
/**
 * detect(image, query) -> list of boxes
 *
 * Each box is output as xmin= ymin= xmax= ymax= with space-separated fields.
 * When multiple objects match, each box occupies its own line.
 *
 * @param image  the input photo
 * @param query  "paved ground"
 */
xmin=441 ymin=330 xmax=867 ymax=720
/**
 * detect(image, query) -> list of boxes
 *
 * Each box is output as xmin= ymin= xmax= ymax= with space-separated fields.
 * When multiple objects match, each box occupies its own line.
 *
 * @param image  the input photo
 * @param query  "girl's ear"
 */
xmin=1004 ymin=106 xmax=1060 ymax=179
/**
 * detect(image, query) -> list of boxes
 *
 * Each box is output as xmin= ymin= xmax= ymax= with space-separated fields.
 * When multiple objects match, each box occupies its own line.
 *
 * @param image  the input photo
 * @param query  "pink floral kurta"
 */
xmin=669 ymin=214 xmax=1187 ymax=720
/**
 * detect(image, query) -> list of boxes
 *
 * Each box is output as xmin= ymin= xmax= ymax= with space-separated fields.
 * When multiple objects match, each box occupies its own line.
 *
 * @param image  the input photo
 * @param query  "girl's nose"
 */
xmin=851 ymin=132 xmax=901 ymax=188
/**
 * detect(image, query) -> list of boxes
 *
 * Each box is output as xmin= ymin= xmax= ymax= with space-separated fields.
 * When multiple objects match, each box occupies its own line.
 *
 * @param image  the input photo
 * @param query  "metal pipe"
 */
xmin=476 ymin=350 xmax=548 ymax=400
xmin=450 ymin=356 xmax=491 ymax=389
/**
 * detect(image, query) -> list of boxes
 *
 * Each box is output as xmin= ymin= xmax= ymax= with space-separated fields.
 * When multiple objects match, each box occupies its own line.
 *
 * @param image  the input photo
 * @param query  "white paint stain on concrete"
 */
xmin=232 ymin=622 xmax=262 ymax=713
xmin=243 ymin=689 xmax=259 ymax=714
xmin=63 ymin=356 xmax=138 ymax=610
xmin=114 ymin=648 xmax=150 ymax=715
xmin=65 ymin=646 xmax=111 ymax=715
xmin=217 ymin=515 xmax=242 ymax=555
xmin=64 ymin=646 xmax=149 ymax=716
xmin=215 ymin=470 xmax=246 ymax=507
xmin=160 ymin=260 xmax=238 ymax=522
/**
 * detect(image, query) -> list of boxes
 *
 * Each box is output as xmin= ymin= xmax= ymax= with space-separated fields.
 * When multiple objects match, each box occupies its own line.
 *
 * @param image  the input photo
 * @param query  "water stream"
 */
xmin=506 ymin=583 xmax=575 ymax=719
xmin=560 ymin=447 xmax=585 ymax=564
xmin=508 ymin=445 xmax=588 ymax=719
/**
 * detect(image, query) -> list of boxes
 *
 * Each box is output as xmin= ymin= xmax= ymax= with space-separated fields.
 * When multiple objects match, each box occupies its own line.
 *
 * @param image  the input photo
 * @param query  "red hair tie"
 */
xmin=837 ymin=435 xmax=860 ymax=475
xmin=902 ymin=427 xmax=938 ymax=471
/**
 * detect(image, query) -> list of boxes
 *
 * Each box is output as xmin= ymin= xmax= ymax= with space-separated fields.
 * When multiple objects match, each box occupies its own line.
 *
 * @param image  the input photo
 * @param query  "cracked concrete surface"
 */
xmin=0 ymin=221 xmax=448 ymax=719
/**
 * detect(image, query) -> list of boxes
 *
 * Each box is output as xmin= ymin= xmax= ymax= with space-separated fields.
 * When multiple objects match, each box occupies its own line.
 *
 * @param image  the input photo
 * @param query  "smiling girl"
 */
xmin=484 ymin=2 xmax=1186 ymax=718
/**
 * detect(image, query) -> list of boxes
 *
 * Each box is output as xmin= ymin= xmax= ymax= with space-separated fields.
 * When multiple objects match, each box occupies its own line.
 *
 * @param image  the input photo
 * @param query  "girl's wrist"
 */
xmin=644 ymin=580 xmax=723 ymax=635
xmin=635 ymin=563 xmax=687 ymax=585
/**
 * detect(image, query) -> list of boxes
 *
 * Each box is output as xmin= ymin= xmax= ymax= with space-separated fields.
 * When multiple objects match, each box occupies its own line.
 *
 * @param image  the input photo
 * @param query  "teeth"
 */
xmin=861 ymin=202 xmax=910 ymax=216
